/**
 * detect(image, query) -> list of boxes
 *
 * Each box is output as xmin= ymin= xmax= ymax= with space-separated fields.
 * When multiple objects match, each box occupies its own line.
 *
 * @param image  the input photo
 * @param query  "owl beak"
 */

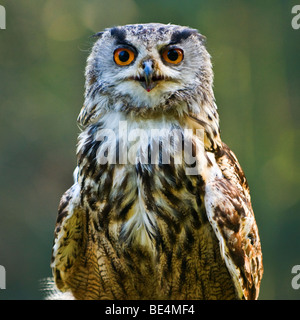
xmin=142 ymin=60 xmax=155 ymax=92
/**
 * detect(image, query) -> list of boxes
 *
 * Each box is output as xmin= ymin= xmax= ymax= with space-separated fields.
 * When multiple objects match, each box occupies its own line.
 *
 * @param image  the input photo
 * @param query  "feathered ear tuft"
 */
xmin=197 ymin=33 xmax=207 ymax=45
xmin=90 ymin=31 xmax=104 ymax=39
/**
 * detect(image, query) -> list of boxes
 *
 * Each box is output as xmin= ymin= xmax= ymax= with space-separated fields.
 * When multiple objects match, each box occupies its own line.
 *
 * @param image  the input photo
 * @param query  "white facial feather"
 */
xmin=79 ymin=23 xmax=213 ymax=121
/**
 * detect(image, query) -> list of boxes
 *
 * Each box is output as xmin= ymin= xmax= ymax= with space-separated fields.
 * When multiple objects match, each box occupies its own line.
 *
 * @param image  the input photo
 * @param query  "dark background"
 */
xmin=0 ymin=0 xmax=299 ymax=299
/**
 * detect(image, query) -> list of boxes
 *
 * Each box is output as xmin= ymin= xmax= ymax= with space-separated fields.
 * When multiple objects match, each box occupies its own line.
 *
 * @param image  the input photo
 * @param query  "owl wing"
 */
xmin=204 ymin=143 xmax=263 ymax=299
xmin=50 ymin=181 xmax=85 ymax=292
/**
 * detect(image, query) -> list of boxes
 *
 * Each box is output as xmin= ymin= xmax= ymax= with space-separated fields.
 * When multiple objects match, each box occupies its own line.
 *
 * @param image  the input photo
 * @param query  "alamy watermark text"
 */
xmin=292 ymin=5 xmax=300 ymax=29
xmin=0 ymin=265 xmax=5 ymax=289
xmin=0 ymin=5 xmax=5 ymax=30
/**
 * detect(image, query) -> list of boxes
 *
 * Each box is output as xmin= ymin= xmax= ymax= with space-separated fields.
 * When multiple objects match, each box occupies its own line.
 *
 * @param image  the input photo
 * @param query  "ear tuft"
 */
xmin=90 ymin=31 xmax=104 ymax=39
xmin=198 ymin=33 xmax=207 ymax=45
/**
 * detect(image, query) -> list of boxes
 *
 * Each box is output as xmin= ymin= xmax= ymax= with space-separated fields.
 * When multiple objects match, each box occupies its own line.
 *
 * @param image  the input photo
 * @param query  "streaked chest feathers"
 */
xmin=76 ymin=113 xmax=216 ymax=254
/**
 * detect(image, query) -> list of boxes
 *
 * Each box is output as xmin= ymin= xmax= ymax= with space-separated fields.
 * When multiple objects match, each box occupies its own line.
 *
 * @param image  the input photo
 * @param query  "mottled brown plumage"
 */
xmin=50 ymin=23 xmax=263 ymax=300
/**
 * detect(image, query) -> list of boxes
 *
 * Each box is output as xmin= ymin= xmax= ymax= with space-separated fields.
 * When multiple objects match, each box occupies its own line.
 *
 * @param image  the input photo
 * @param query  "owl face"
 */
xmin=85 ymin=23 xmax=212 ymax=111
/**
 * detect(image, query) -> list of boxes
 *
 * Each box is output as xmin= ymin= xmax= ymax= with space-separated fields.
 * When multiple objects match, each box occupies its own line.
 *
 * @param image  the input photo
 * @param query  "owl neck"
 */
xmin=79 ymin=99 xmax=222 ymax=156
xmin=79 ymin=82 xmax=222 ymax=152
xmin=81 ymin=80 xmax=219 ymax=135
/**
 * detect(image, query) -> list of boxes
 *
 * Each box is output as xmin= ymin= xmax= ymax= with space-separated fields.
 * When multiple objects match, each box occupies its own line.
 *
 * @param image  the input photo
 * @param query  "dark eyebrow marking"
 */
xmin=110 ymin=27 xmax=138 ymax=55
xmin=170 ymin=28 xmax=198 ymax=44
xmin=110 ymin=27 xmax=127 ymax=44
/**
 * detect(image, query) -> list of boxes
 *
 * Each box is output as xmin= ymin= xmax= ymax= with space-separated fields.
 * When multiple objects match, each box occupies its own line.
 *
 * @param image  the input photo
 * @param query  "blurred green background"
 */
xmin=0 ymin=0 xmax=299 ymax=300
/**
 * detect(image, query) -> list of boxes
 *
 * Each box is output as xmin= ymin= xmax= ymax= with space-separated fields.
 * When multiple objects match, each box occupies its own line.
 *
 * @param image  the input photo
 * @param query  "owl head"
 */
xmin=78 ymin=23 xmax=215 ymax=126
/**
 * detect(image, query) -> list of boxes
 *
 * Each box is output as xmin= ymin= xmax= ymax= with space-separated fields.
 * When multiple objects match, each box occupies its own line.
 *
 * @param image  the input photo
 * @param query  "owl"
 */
xmin=50 ymin=23 xmax=263 ymax=300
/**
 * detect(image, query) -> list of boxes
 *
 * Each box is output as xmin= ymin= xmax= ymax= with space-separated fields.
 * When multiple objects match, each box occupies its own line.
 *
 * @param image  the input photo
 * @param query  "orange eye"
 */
xmin=162 ymin=48 xmax=184 ymax=64
xmin=114 ymin=48 xmax=135 ymax=66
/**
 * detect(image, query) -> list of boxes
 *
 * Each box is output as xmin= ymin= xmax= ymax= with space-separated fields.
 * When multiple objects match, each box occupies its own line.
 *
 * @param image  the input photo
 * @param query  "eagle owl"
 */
xmin=50 ymin=23 xmax=263 ymax=300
